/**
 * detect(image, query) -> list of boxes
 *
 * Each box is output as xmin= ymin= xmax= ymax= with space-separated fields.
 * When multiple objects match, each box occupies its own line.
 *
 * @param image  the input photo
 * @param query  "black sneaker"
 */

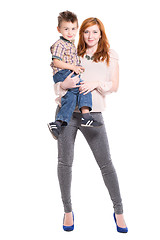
xmin=81 ymin=116 xmax=103 ymax=127
xmin=47 ymin=122 xmax=61 ymax=140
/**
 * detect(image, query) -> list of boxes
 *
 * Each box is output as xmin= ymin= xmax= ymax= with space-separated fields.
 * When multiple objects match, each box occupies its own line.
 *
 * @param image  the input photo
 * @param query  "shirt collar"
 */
xmin=60 ymin=36 xmax=74 ymax=44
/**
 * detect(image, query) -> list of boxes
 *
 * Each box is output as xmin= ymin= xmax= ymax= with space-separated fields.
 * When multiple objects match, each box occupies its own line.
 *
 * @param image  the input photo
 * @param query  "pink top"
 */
xmin=54 ymin=49 xmax=119 ymax=112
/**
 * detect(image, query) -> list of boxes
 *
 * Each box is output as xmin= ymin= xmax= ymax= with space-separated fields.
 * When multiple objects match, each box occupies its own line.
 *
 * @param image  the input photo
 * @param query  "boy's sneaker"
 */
xmin=81 ymin=116 xmax=103 ymax=127
xmin=47 ymin=122 xmax=61 ymax=140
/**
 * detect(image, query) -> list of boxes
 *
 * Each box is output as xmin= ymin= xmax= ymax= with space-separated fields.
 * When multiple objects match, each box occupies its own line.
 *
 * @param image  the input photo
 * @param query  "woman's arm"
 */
xmin=95 ymin=57 xmax=119 ymax=95
xmin=54 ymin=71 xmax=81 ymax=95
xmin=108 ymin=59 xmax=119 ymax=92
xmin=54 ymin=71 xmax=81 ymax=106
xmin=79 ymin=80 xmax=113 ymax=96
xmin=79 ymin=50 xmax=119 ymax=96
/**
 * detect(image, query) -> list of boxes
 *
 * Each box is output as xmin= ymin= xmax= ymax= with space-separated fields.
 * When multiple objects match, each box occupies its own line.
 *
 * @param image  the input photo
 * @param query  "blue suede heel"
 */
xmin=63 ymin=212 xmax=74 ymax=232
xmin=113 ymin=213 xmax=128 ymax=233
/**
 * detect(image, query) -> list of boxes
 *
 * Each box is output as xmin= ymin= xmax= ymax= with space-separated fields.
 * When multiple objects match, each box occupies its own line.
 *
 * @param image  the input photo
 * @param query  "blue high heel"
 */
xmin=63 ymin=212 xmax=74 ymax=232
xmin=113 ymin=213 xmax=128 ymax=233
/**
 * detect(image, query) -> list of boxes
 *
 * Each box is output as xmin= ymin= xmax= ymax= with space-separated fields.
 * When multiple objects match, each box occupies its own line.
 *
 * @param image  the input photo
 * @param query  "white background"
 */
xmin=0 ymin=0 xmax=160 ymax=239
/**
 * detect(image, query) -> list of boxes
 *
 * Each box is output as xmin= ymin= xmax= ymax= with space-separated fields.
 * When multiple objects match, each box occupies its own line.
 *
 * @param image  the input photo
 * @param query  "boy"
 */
xmin=48 ymin=11 xmax=102 ymax=140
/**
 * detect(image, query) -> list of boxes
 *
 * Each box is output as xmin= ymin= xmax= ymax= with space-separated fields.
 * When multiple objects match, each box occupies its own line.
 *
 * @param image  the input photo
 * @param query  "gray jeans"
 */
xmin=56 ymin=110 xmax=123 ymax=214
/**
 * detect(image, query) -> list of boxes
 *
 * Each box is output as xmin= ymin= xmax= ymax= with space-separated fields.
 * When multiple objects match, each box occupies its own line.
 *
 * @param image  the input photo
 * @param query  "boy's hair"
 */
xmin=58 ymin=10 xmax=78 ymax=27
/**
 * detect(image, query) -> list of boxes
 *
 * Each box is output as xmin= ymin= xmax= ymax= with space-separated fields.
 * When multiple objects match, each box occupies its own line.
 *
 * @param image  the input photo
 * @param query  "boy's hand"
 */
xmin=73 ymin=66 xmax=85 ymax=74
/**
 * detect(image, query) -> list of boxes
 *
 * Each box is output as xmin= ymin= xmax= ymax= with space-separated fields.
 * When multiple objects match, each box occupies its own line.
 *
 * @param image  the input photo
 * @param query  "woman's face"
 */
xmin=83 ymin=24 xmax=101 ymax=48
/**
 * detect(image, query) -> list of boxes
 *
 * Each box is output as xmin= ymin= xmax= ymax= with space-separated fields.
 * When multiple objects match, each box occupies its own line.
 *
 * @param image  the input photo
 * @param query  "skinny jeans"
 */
xmin=57 ymin=110 xmax=123 ymax=214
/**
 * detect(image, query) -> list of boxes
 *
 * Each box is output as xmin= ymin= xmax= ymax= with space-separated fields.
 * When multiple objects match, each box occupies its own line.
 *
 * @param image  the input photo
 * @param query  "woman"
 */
xmin=54 ymin=17 xmax=128 ymax=233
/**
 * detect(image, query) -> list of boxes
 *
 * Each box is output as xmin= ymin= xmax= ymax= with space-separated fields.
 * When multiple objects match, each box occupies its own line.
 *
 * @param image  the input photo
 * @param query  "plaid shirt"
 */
xmin=50 ymin=36 xmax=80 ymax=75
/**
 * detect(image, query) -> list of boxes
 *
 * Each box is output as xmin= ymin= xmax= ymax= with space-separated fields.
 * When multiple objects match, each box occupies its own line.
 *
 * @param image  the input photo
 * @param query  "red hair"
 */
xmin=77 ymin=18 xmax=110 ymax=65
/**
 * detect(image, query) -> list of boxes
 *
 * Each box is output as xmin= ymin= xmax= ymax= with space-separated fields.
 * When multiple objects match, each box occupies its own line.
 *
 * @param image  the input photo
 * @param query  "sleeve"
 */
xmin=108 ymin=50 xmax=119 ymax=79
xmin=54 ymin=82 xmax=67 ymax=107
xmin=50 ymin=41 xmax=65 ymax=61
xmin=109 ymin=49 xmax=119 ymax=60
xmin=96 ymin=49 xmax=119 ymax=96
xmin=96 ymin=81 xmax=113 ymax=96
xmin=108 ymin=49 xmax=119 ymax=93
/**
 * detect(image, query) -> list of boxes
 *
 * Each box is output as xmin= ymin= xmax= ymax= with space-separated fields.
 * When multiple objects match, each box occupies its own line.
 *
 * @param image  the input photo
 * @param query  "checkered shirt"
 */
xmin=50 ymin=36 xmax=80 ymax=75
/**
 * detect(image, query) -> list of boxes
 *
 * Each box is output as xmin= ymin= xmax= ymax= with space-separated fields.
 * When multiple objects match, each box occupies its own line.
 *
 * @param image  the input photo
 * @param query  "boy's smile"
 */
xmin=57 ymin=21 xmax=78 ymax=41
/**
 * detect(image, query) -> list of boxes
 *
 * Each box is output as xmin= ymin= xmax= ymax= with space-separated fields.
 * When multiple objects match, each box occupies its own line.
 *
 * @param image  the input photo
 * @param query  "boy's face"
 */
xmin=57 ymin=21 xmax=78 ymax=41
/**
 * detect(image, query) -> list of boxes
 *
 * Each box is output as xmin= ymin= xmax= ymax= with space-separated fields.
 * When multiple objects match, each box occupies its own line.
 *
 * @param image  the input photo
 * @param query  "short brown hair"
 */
xmin=58 ymin=10 xmax=78 ymax=27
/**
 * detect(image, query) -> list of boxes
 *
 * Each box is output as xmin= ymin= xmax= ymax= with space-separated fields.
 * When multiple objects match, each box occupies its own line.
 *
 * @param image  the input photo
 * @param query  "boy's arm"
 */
xmin=53 ymin=58 xmax=74 ymax=71
xmin=53 ymin=59 xmax=85 ymax=74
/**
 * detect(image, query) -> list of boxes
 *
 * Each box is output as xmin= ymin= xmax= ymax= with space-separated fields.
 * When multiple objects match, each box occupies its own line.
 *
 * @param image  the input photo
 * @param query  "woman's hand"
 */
xmin=79 ymin=81 xmax=98 ymax=95
xmin=60 ymin=71 xmax=81 ymax=90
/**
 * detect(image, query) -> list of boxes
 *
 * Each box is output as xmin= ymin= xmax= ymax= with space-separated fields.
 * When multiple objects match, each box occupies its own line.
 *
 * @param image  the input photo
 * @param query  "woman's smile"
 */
xmin=83 ymin=25 xmax=101 ymax=48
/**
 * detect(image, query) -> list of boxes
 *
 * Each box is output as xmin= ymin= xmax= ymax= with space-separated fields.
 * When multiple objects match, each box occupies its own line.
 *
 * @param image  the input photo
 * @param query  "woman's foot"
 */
xmin=63 ymin=212 xmax=74 ymax=226
xmin=115 ymin=214 xmax=127 ymax=228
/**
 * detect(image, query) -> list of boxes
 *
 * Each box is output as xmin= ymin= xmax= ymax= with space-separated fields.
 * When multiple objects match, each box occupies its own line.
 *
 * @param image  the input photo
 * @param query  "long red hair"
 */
xmin=77 ymin=17 xmax=110 ymax=65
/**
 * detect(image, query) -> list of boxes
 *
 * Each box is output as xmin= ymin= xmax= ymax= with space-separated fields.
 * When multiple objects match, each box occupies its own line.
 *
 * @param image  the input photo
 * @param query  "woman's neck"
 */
xmin=86 ymin=45 xmax=98 ymax=55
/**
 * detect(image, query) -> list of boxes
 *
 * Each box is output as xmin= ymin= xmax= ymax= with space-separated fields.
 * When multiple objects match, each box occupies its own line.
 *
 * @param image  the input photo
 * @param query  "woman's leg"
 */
xmin=79 ymin=112 xmax=123 ymax=214
xmin=57 ymin=122 xmax=78 ymax=213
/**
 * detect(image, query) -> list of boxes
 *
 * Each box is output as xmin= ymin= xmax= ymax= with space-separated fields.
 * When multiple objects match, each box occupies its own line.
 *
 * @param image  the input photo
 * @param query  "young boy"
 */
xmin=48 ymin=11 xmax=102 ymax=140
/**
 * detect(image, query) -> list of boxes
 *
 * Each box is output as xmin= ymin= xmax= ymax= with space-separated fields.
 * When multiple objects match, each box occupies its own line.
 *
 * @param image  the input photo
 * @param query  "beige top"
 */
xmin=54 ymin=49 xmax=119 ymax=112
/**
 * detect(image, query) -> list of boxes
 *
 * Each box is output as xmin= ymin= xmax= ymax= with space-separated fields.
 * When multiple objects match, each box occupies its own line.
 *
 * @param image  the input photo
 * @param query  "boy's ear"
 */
xmin=57 ymin=26 xmax=61 ymax=33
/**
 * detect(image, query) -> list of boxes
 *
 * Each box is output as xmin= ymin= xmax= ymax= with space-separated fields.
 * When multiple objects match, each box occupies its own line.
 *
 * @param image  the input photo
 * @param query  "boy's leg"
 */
xmin=48 ymin=91 xmax=77 ymax=139
xmin=77 ymin=90 xmax=92 ymax=112
xmin=77 ymin=90 xmax=103 ymax=127
xmin=48 ymin=70 xmax=79 ymax=139
xmin=56 ymin=91 xmax=77 ymax=124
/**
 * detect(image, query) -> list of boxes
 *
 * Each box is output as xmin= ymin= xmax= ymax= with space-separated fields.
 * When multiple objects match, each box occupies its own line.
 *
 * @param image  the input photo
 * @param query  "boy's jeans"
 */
xmin=53 ymin=69 xmax=92 ymax=125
